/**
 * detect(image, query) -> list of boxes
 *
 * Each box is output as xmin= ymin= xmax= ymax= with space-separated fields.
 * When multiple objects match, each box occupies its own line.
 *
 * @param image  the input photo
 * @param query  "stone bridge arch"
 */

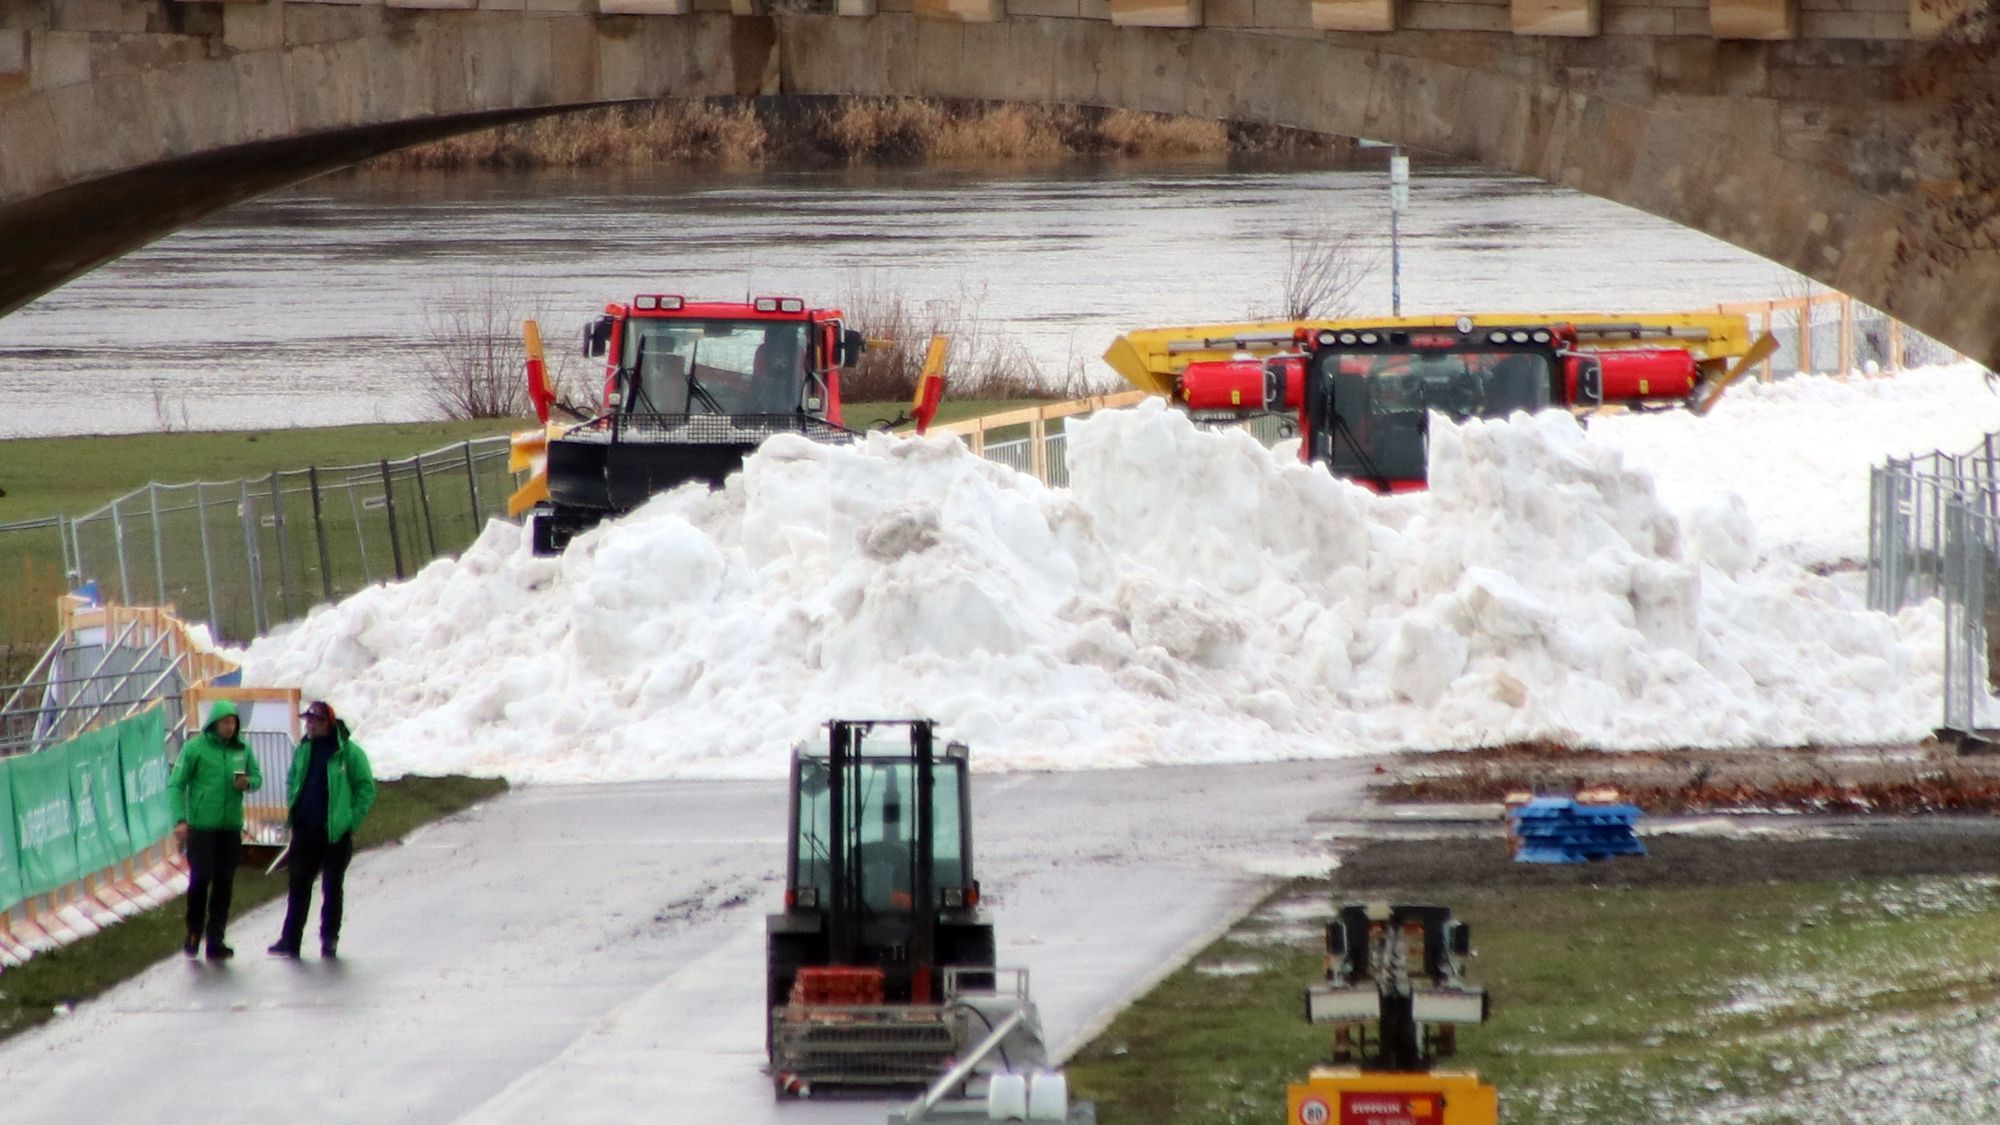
xmin=0 ymin=0 xmax=1994 ymax=364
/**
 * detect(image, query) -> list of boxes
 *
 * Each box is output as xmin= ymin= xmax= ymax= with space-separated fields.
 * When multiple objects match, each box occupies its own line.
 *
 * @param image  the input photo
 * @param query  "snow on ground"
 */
xmin=242 ymin=397 xmax=1942 ymax=782
xmin=1591 ymin=362 xmax=2000 ymax=569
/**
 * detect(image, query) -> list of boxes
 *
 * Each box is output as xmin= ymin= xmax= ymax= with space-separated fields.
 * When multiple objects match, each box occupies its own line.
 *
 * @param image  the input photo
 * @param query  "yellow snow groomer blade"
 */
xmin=1690 ymin=332 xmax=1781 ymax=416
xmin=507 ymin=425 xmax=560 ymax=518
xmin=1103 ymin=311 xmax=1761 ymax=398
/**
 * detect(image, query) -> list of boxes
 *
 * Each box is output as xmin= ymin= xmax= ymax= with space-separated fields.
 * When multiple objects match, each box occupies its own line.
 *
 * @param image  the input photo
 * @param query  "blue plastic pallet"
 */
xmin=1507 ymin=797 xmax=1646 ymax=864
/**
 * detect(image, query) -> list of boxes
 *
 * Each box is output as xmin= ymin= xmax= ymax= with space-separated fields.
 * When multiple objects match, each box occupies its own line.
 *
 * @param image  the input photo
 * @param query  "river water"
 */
xmin=0 ymin=160 xmax=1797 ymax=439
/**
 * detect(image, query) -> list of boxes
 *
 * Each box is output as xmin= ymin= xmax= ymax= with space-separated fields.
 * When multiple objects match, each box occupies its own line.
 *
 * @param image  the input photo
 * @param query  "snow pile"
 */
xmin=242 ymin=400 xmax=1942 ymax=782
xmin=1591 ymin=363 xmax=2000 ymax=568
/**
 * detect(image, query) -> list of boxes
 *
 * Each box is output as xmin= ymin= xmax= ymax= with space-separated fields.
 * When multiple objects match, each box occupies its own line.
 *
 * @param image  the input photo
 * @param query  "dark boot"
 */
xmin=183 ymin=933 xmax=200 ymax=958
xmin=205 ymin=942 xmax=234 ymax=961
xmin=267 ymin=941 xmax=301 ymax=959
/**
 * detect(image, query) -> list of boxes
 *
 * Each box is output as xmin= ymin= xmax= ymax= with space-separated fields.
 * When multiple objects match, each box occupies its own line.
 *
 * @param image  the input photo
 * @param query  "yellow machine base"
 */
xmin=1286 ymin=1068 xmax=1498 ymax=1125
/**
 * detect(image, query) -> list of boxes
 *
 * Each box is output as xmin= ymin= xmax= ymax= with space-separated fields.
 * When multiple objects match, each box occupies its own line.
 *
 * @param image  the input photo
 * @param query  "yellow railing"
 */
xmin=932 ymin=391 xmax=1147 ymax=471
xmin=1714 ymin=291 xmax=1964 ymax=383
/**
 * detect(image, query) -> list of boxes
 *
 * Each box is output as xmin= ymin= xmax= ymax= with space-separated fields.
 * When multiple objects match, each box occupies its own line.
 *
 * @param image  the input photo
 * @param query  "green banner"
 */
xmin=119 ymin=708 xmax=173 ymax=849
xmin=0 ymin=757 xmax=23 ymax=914
xmin=11 ymin=740 xmax=78 ymax=897
xmin=70 ymin=725 xmax=131 ymax=872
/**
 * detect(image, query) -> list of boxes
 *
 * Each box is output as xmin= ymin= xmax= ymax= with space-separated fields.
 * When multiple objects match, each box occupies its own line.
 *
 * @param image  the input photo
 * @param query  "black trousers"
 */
xmin=278 ymin=826 xmax=354 ymax=950
xmin=184 ymin=829 xmax=242 ymax=947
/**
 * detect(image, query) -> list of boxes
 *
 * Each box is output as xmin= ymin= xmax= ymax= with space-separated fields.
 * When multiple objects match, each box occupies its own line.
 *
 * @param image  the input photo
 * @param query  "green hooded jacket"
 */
xmin=168 ymin=699 xmax=263 ymax=832
xmin=286 ymin=719 xmax=377 ymax=843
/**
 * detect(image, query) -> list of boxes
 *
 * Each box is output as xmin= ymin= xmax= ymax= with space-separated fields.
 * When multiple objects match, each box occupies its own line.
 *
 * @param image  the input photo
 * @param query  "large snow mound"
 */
xmin=1592 ymin=363 xmax=2000 ymax=568
xmin=243 ymin=400 xmax=1942 ymax=782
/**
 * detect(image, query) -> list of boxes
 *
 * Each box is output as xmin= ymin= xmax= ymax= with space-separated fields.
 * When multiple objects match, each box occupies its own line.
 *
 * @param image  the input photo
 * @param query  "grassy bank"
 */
xmin=1068 ymin=836 xmax=2000 ymax=1124
xmin=0 ymin=402 xmax=1054 ymax=529
xmin=0 ymin=419 xmax=521 ymax=527
xmin=0 ymin=774 xmax=509 ymax=1044
xmin=0 ymin=420 xmax=518 ymax=669
xmin=361 ymin=97 xmax=1353 ymax=172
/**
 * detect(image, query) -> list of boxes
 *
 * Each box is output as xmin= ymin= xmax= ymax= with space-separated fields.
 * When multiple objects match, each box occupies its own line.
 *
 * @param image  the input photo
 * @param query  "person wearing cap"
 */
xmin=268 ymin=701 xmax=376 ymax=960
xmin=169 ymin=698 xmax=261 ymax=961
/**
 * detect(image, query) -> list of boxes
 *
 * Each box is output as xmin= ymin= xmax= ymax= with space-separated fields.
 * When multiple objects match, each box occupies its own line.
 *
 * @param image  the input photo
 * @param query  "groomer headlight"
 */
xmin=1338 ymin=332 xmax=1358 ymax=346
xmin=1510 ymin=330 xmax=1531 ymax=344
xmin=1455 ymin=316 xmax=1476 ymax=334
xmin=1488 ymin=331 xmax=1509 ymax=345
xmin=1359 ymin=332 xmax=1380 ymax=345
xmin=1531 ymin=330 xmax=1551 ymax=344
xmin=1317 ymin=330 xmax=1338 ymax=346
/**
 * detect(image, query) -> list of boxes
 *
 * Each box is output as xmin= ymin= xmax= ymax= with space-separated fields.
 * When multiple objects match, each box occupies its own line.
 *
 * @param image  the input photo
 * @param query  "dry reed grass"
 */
xmin=370 ymin=103 xmax=768 ymax=171
xmin=835 ymin=275 xmax=1106 ymax=404
xmin=1096 ymin=108 xmax=1228 ymax=156
xmin=363 ymin=98 xmax=1347 ymax=171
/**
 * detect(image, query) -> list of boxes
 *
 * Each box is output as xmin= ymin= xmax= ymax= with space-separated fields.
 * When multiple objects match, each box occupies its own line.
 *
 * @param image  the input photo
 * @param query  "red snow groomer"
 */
xmin=509 ymin=295 xmax=947 ymax=554
xmin=1116 ymin=313 xmax=1775 ymax=493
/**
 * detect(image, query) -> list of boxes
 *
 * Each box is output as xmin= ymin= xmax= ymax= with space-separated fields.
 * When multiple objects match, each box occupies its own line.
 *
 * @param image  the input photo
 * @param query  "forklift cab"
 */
xmin=768 ymin=720 xmax=993 ymax=1041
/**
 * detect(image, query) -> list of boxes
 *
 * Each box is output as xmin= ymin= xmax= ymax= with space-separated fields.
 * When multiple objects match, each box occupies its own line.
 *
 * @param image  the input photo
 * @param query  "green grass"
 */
xmin=0 ymin=400 xmax=1062 ymax=530
xmin=0 ymin=420 xmax=520 ymax=527
xmin=0 ymin=419 xmax=520 ymax=664
xmin=0 ymin=774 xmax=508 ymax=1043
xmin=1067 ymin=876 xmax=2000 ymax=1124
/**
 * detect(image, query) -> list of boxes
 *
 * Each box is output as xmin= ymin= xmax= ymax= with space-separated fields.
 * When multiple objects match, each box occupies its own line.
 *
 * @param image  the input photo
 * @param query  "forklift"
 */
xmin=1290 ymin=902 xmax=1499 ymax=1125
xmin=766 ymin=720 xmax=1078 ymax=1120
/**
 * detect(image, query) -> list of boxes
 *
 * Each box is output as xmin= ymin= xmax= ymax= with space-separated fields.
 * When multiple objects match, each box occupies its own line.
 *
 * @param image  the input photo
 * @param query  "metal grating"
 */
xmin=565 ymin=413 xmax=857 ymax=445
xmin=772 ymin=1006 xmax=957 ymax=1087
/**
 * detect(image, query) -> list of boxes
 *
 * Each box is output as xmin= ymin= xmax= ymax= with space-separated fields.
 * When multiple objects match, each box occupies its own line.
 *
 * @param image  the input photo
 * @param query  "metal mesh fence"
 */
xmin=1870 ymin=431 xmax=2000 ymax=735
xmin=1 ymin=437 xmax=516 ymax=647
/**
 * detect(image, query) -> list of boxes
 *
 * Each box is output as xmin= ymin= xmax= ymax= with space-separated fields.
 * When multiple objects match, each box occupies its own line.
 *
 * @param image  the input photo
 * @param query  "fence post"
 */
xmin=379 ymin=460 xmax=407 ymax=581
xmin=463 ymin=442 xmax=483 ymax=536
xmin=58 ymin=513 xmax=73 ymax=587
xmin=195 ymin=483 xmax=220 ymax=634
xmin=412 ymin=454 xmax=439 ymax=561
xmin=1888 ymin=320 xmax=1904 ymax=374
xmin=1944 ymin=497 xmax=1959 ymax=731
xmin=344 ymin=479 xmax=374 ymax=586
xmin=1028 ymin=416 xmax=1048 ymax=484
xmin=1798 ymin=300 xmax=1813 ymax=374
xmin=1838 ymin=295 xmax=1855 ymax=376
xmin=268 ymin=471 xmax=296 ymax=623
xmin=110 ymin=496 xmax=132 ymax=605
xmin=1987 ymin=436 xmax=1999 ymax=529
xmin=147 ymin=482 xmax=168 ymax=607
xmin=1867 ymin=466 xmax=1884 ymax=611
xmin=68 ymin=515 xmax=85 ymax=590
xmin=308 ymin=466 xmax=335 ymax=604
xmin=239 ymin=480 xmax=267 ymax=638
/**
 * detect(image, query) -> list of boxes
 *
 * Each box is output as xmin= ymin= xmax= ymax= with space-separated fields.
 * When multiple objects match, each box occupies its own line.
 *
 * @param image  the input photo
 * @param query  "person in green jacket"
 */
xmin=169 ymin=699 xmax=261 ymax=961
xmin=268 ymin=700 xmax=376 ymax=960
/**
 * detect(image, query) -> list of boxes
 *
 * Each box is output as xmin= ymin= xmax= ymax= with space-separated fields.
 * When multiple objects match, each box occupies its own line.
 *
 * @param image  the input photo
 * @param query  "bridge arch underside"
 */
xmin=1 ymin=9 xmax=1994 ymax=366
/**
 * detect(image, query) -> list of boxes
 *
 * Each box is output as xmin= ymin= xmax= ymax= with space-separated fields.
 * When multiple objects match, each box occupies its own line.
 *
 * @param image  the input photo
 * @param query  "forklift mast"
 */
xmin=823 ymin=719 xmax=939 ymax=991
